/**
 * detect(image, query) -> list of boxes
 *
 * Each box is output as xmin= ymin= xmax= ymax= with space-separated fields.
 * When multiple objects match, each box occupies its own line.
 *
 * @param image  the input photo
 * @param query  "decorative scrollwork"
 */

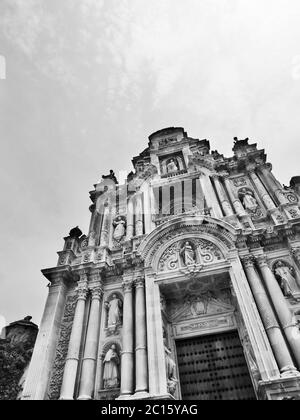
xmin=157 ymin=238 xmax=225 ymax=272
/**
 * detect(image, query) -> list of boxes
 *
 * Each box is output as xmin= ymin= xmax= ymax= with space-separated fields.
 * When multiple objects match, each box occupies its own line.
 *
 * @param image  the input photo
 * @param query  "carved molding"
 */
xmin=48 ymin=293 xmax=77 ymax=400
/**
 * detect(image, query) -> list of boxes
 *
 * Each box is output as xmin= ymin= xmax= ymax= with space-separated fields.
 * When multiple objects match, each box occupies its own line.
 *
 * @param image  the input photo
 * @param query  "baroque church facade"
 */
xmin=22 ymin=127 xmax=300 ymax=400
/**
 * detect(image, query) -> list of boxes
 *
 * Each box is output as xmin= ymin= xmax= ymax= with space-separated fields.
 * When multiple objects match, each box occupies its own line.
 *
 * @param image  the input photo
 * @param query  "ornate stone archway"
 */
xmin=137 ymin=215 xmax=280 ymax=399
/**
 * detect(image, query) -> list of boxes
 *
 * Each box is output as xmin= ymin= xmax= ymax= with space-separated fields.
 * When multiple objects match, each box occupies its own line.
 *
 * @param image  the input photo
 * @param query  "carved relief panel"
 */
xmin=158 ymin=238 xmax=225 ymax=273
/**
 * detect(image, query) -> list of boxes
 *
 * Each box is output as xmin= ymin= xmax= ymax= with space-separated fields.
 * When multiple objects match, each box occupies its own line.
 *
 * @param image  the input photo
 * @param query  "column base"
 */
xmin=280 ymin=365 xmax=300 ymax=378
xmin=116 ymin=394 xmax=134 ymax=400
xmin=258 ymin=376 xmax=300 ymax=400
xmin=132 ymin=391 xmax=150 ymax=399
xmin=59 ymin=396 xmax=74 ymax=400
xmin=77 ymin=395 xmax=92 ymax=400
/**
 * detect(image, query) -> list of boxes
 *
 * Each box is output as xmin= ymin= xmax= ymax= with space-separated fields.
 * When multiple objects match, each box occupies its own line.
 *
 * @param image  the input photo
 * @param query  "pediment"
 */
xmin=168 ymin=290 xmax=234 ymax=322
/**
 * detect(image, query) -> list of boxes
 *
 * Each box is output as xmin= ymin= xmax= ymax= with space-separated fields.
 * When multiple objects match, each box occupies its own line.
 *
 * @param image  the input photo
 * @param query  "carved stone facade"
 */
xmin=22 ymin=127 xmax=300 ymax=400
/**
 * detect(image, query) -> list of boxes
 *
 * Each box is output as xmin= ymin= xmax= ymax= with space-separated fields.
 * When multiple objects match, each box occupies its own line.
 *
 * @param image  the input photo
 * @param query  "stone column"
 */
xmin=135 ymin=193 xmax=144 ymax=236
xmin=242 ymin=256 xmax=298 ymax=377
xmin=99 ymin=201 xmax=111 ymax=247
xmin=229 ymin=255 xmax=279 ymax=381
xmin=145 ymin=272 xmax=168 ymax=396
xmin=256 ymin=255 xmax=300 ymax=369
xmin=143 ymin=184 xmax=152 ymax=234
xmin=199 ymin=173 xmax=222 ymax=219
xmin=21 ymin=273 xmax=68 ymax=400
xmin=224 ymin=176 xmax=247 ymax=217
xmin=59 ymin=272 xmax=89 ymax=400
xmin=126 ymin=197 xmax=134 ymax=240
xmin=134 ymin=276 xmax=148 ymax=396
xmin=248 ymin=170 xmax=276 ymax=211
xmin=119 ymin=279 xmax=134 ymax=397
xmin=259 ymin=164 xmax=288 ymax=205
xmin=212 ymin=175 xmax=234 ymax=216
xmin=149 ymin=184 xmax=157 ymax=230
xmin=77 ymin=272 xmax=103 ymax=400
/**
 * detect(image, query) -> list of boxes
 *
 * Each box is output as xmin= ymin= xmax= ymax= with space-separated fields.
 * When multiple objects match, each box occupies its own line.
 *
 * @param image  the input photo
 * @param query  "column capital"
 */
xmin=255 ymin=255 xmax=269 ymax=268
xmin=291 ymin=247 xmax=300 ymax=257
xmin=134 ymin=276 xmax=145 ymax=288
xmin=90 ymin=284 xmax=103 ymax=300
xmin=241 ymin=255 xmax=255 ymax=268
xmin=76 ymin=282 xmax=89 ymax=300
xmin=211 ymin=173 xmax=220 ymax=180
xmin=222 ymin=172 xmax=230 ymax=179
xmin=122 ymin=279 xmax=134 ymax=293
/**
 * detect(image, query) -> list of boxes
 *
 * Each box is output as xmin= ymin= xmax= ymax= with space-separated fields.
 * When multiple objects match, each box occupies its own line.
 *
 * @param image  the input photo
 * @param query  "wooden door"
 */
xmin=176 ymin=330 xmax=256 ymax=400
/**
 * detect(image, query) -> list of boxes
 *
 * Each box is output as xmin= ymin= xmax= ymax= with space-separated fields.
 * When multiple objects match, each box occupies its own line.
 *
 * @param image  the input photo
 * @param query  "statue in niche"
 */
xmin=239 ymin=188 xmax=258 ymax=211
xmin=180 ymin=241 xmax=196 ymax=266
xmin=113 ymin=215 xmax=126 ymax=242
xmin=274 ymin=260 xmax=299 ymax=297
xmin=105 ymin=294 xmax=123 ymax=330
xmin=166 ymin=158 xmax=179 ymax=173
xmin=164 ymin=347 xmax=178 ymax=395
xmin=103 ymin=344 xmax=120 ymax=389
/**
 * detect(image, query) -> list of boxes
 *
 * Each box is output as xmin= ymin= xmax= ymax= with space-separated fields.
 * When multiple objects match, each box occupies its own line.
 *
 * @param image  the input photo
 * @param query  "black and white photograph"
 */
xmin=1 ymin=0 xmax=300 ymax=405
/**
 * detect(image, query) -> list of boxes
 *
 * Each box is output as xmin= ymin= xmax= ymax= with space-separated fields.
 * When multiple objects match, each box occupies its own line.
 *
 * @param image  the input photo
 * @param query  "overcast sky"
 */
xmin=1 ymin=0 xmax=300 ymax=329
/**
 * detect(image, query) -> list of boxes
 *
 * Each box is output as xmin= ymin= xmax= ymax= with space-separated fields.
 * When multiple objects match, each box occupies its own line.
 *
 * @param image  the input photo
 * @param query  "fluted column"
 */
xmin=135 ymin=193 xmax=144 ymax=236
xmin=212 ymin=175 xmax=234 ymax=216
xmin=99 ymin=201 xmax=111 ymax=246
xmin=59 ymin=273 xmax=89 ymax=400
xmin=77 ymin=271 xmax=103 ymax=400
xmin=126 ymin=196 xmax=134 ymax=240
xmin=224 ymin=176 xmax=247 ymax=217
xmin=259 ymin=164 xmax=288 ymax=205
xmin=134 ymin=276 xmax=148 ymax=396
xmin=120 ymin=279 xmax=134 ymax=397
xmin=248 ymin=170 xmax=276 ymax=211
xmin=256 ymin=255 xmax=300 ymax=369
xmin=242 ymin=256 xmax=298 ymax=377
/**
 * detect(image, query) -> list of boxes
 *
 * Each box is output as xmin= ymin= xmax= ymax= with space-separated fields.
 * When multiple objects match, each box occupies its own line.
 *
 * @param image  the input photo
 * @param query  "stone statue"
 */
xmin=240 ymin=188 xmax=258 ymax=211
xmin=165 ymin=347 xmax=178 ymax=395
xmin=88 ymin=231 xmax=96 ymax=247
xmin=274 ymin=261 xmax=299 ymax=297
xmin=106 ymin=294 xmax=122 ymax=328
xmin=113 ymin=216 xmax=126 ymax=242
xmin=102 ymin=169 xmax=118 ymax=184
xmin=103 ymin=345 xmax=120 ymax=389
xmin=180 ymin=241 xmax=196 ymax=266
xmin=166 ymin=159 xmax=178 ymax=173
